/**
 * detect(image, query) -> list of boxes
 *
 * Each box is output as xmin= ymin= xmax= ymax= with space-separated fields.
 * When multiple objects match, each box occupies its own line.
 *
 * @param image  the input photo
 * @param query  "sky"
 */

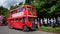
xmin=0 ymin=0 xmax=25 ymax=9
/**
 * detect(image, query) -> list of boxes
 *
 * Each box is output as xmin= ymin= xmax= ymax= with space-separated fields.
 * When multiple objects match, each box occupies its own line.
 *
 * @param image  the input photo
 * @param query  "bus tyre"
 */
xmin=23 ymin=26 xmax=29 ymax=32
xmin=9 ymin=25 xmax=13 ymax=29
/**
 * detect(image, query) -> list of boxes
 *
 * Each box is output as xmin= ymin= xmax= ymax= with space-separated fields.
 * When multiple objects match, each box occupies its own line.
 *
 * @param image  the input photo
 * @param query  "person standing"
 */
xmin=44 ymin=18 xmax=47 ymax=26
xmin=0 ymin=15 xmax=3 ymax=24
xmin=0 ymin=16 xmax=2 ymax=24
xmin=40 ymin=18 xmax=43 ymax=26
xmin=47 ymin=18 xmax=50 ymax=26
xmin=3 ymin=16 xmax=6 ymax=24
xmin=53 ymin=18 xmax=56 ymax=28
xmin=38 ymin=18 xmax=40 ymax=26
xmin=50 ymin=18 xmax=54 ymax=27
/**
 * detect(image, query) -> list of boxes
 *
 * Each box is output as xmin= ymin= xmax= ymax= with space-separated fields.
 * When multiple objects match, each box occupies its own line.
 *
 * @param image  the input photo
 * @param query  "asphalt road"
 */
xmin=0 ymin=26 xmax=58 ymax=34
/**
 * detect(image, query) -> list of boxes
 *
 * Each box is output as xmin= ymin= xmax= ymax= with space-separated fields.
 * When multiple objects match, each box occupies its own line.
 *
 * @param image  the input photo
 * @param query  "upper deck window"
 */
xmin=26 ymin=7 xmax=35 ymax=11
xmin=26 ymin=7 xmax=35 ymax=15
xmin=26 ymin=7 xmax=31 ymax=10
xmin=19 ymin=7 xmax=26 ymax=12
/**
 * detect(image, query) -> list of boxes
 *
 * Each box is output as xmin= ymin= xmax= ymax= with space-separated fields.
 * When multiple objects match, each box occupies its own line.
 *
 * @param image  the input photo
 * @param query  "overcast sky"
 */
xmin=0 ymin=0 xmax=25 ymax=9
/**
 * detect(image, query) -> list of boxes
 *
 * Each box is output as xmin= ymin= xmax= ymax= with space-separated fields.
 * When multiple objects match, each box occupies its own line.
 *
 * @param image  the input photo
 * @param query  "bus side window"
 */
xmin=13 ymin=19 xmax=14 ymax=22
xmin=10 ymin=11 xmax=14 ymax=14
xmin=13 ymin=11 xmax=15 ymax=14
xmin=16 ymin=18 xmax=18 ymax=22
xmin=10 ymin=12 xmax=12 ymax=15
xmin=10 ymin=19 xmax=11 ymax=22
xmin=23 ymin=18 xmax=25 ymax=23
xmin=21 ymin=18 xmax=22 ymax=22
xmin=25 ymin=18 xmax=28 ymax=22
xmin=23 ymin=7 xmax=26 ymax=10
xmin=19 ymin=8 xmax=23 ymax=12
xmin=11 ymin=20 xmax=12 ymax=22
xmin=14 ymin=19 xmax=15 ymax=22
xmin=19 ymin=18 xmax=23 ymax=22
xmin=18 ymin=18 xmax=21 ymax=22
xmin=10 ymin=12 xmax=13 ymax=18
xmin=14 ymin=10 xmax=17 ymax=13
xmin=20 ymin=8 xmax=25 ymax=12
xmin=17 ymin=18 xmax=19 ymax=22
xmin=17 ymin=9 xmax=20 ymax=12
xmin=19 ymin=19 xmax=21 ymax=22
xmin=11 ymin=19 xmax=13 ymax=22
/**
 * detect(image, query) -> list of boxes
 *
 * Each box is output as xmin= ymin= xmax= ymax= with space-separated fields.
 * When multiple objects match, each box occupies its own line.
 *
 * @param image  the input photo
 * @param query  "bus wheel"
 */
xmin=23 ymin=26 xmax=29 ymax=32
xmin=9 ymin=25 xmax=13 ymax=29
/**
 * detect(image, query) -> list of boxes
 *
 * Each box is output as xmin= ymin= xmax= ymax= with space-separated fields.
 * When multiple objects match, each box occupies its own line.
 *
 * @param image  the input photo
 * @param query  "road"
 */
xmin=0 ymin=26 xmax=58 ymax=34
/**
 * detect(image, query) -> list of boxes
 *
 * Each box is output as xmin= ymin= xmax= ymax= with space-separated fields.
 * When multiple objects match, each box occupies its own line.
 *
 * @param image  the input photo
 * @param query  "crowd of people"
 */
xmin=37 ymin=18 xmax=57 ymax=28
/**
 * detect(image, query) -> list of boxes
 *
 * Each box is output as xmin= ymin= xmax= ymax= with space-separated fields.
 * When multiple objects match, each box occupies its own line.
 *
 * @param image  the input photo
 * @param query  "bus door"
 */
xmin=28 ymin=17 xmax=37 ymax=28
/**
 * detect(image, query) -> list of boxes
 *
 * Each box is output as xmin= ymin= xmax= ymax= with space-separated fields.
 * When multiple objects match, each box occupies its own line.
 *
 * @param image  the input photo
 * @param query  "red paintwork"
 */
xmin=25 ymin=22 xmax=32 ymax=27
xmin=8 ymin=5 xmax=37 ymax=29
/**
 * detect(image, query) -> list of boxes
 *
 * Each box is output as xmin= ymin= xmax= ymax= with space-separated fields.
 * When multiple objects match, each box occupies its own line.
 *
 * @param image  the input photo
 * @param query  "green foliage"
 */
xmin=10 ymin=6 xmax=15 ymax=10
xmin=0 ymin=7 xmax=8 ymax=15
xmin=26 ymin=0 xmax=60 ymax=18
xmin=48 ymin=5 xmax=57 ymax=13
xmin=0 ymin=7 xmax=9 ymax=23
xmin=41 ymin=26 xmax=60 ymax=33
xmin=25 ymin=0 xmax=34 ymax=4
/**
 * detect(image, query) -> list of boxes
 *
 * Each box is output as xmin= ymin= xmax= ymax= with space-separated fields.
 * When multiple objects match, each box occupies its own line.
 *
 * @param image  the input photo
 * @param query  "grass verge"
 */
xmin=40 ymin=26 xmax=60 ymax=33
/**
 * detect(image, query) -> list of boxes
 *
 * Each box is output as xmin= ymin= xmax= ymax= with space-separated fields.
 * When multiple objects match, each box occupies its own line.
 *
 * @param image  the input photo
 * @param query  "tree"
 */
xmin=0 ymin=6 xmax=9 ymax=23
xmin=0 ymin=7 xmax=8 ymax=15
xmin=26 ymin=0 xmax=60 ymax=18
xmin=25 ymin=0 xmax=34 ymax=4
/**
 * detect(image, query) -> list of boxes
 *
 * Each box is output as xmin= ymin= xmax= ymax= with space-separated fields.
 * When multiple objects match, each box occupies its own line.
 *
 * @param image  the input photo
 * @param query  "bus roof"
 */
xmin=10 ymin=5 xmax=34 ymax=12
xmin=20 ymin=5 xmax=34 ymax=8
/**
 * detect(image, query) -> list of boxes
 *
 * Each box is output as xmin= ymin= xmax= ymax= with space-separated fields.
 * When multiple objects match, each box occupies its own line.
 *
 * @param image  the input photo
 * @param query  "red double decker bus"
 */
xmin=8 ymin=5 xmax=38 ymax=31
